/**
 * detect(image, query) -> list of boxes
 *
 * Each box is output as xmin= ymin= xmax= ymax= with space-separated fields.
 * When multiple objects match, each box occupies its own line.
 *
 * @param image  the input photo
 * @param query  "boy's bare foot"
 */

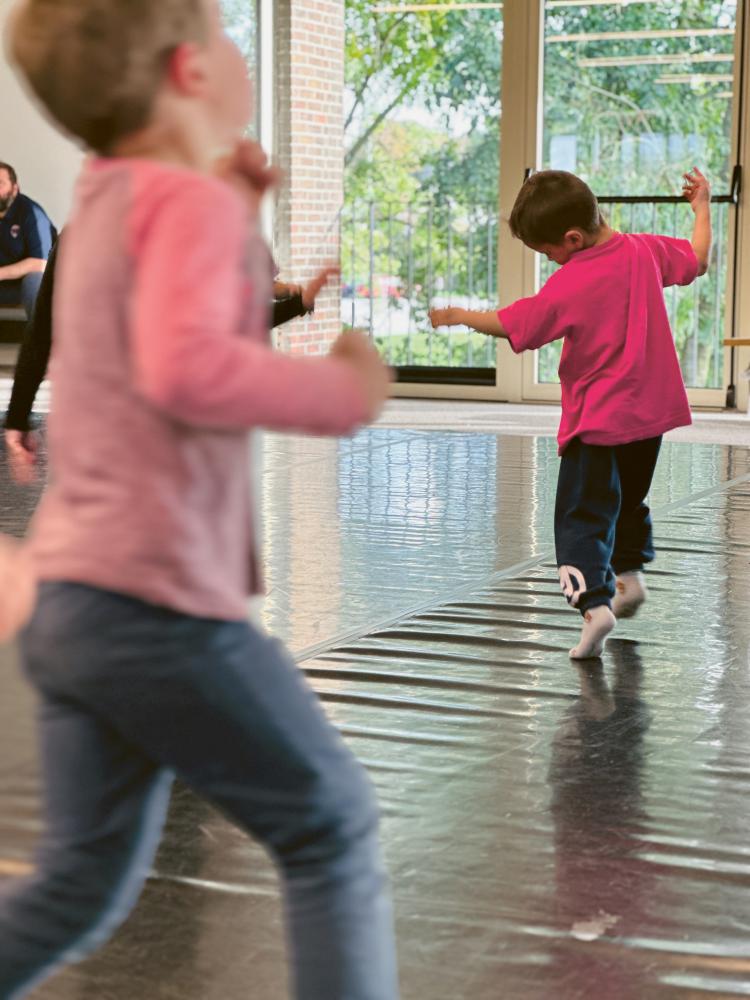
xmin=569 ymin=605 xmax=616 ymax=660
xmin=612 ymin=571 xmax=647 ymax=619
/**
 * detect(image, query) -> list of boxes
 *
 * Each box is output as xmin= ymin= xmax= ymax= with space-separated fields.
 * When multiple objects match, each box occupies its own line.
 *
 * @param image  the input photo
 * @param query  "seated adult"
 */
xmin=0 ymin=162 xmax=57 ymax=318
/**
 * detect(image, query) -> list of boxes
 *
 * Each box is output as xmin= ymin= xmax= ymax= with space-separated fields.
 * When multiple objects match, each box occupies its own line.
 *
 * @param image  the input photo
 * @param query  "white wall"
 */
xmin=0 ymin=0 xmax=83 ymax=227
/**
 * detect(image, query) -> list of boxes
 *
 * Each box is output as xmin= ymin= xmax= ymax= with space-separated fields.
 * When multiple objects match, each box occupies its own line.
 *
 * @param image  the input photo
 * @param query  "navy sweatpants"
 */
xmin=555 ymin=436 xmax=662 ymax=614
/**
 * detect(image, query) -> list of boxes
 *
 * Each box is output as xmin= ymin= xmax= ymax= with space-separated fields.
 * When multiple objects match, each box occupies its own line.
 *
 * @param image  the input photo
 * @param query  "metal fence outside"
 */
xmin=343 ymin=194 xmax=734 ymax=391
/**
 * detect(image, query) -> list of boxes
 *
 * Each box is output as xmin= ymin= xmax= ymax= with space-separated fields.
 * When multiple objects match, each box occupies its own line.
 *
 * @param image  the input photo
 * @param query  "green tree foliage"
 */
xmin=544 ymin=0 xmax=735 ymax=192
xmin=345 ymin=4 xmax=501 ymax=174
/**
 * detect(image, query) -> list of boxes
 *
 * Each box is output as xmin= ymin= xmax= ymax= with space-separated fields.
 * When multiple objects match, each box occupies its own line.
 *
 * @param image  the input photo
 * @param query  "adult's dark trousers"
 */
xmin=0 ymin=273 xmax=44 ymax=318
xmin=555 ymin=436 xmax=662 ymax=614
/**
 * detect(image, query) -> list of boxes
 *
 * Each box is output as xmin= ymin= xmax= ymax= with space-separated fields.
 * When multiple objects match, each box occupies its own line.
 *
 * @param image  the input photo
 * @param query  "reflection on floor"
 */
xmin=2 ymin=428 xmax=750 ymax=998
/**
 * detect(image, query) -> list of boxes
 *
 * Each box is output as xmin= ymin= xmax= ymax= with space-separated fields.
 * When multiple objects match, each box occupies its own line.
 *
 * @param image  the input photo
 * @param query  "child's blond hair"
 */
xmin=7 ymin=0 xmax=208 ymax=154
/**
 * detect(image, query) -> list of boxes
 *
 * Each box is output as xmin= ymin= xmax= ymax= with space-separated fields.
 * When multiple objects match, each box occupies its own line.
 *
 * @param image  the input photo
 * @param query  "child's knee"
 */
xmin=280 ymin=759 xmax=381 ymax=864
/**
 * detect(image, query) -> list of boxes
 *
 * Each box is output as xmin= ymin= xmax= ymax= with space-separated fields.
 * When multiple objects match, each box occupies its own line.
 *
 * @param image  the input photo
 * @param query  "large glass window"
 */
xmin=537 ymin=0 xmax=738 ymax=391
xmin=343 ymin=0 xmax=503 ymax=378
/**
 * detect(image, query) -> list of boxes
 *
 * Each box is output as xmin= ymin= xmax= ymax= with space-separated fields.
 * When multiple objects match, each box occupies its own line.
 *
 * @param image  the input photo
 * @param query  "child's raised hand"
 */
xmin=330 ymin=330 xmax=391 ymax=422
xmin=682 ymin=167 xmax=710 ymax=211
xmin=215 ymin=140 xmax=282 ymax=216
xmin=302 ymin=265 xmax=340 ymax=310
xmin=429 ymin=307 xmax=461 ymax=329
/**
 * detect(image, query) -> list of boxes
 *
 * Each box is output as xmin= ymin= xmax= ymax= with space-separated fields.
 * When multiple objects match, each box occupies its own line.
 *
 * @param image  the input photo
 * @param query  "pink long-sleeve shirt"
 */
xmin=499 ymin=233 xmax=697 ymax=454
xmin=29 ymin=159 xmax=369 ymax=620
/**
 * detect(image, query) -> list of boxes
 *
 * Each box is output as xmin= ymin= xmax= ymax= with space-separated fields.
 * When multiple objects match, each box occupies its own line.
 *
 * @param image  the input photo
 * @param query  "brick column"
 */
xmin=274 ymin=0 xmax=344 ymax=356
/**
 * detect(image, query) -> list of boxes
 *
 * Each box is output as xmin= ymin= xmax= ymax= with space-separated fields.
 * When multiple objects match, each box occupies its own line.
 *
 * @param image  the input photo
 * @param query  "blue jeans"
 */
xmin=555 ymin=436 xmax=662 ymax=613
xmin=0 ymin=583 xmax=398 ymax=999
xmin=0 ymin=272 xmax=44 ymax=318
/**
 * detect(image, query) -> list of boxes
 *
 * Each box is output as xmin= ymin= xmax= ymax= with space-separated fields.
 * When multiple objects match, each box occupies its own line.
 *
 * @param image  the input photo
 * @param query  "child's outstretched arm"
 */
xmin=682 ymin=167 xmax=711 ymax=276
xmin=429 ymin=306 xmax=509 ymax=339
xmin=131 ymin=181 xmax=388 ymax=436
xmin=272 ymin=266 xmax=340 ymax=328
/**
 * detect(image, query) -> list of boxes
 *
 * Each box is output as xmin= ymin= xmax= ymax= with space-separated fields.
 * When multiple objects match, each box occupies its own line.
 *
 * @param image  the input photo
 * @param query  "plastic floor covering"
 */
xmin=1 ymin=428 xmax=750 ymax=998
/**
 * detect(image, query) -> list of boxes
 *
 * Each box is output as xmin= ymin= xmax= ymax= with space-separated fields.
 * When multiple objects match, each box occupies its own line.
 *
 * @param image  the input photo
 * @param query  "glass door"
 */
xmin=343 ymin=0 xmax=504 ymax=384
xmin=520 ymin=0 xmax=742 ymax=406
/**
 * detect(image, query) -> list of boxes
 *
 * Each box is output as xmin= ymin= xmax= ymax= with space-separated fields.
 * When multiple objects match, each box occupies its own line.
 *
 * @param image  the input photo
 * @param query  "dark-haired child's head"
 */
xmin=510 ymin=170 xmax=603 ymax=264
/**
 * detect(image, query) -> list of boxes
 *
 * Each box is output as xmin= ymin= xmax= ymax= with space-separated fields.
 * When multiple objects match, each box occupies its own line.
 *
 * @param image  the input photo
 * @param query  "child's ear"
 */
xmin=166 ymin=42 xmax=209 ymax=99
xmin=564 ymin=229 xmax=585 ymax=251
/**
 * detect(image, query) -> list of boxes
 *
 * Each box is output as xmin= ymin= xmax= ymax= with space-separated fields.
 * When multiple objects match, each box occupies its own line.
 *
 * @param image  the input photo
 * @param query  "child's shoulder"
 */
xmin=631 ymin=231 xmax=689 ymax=250
xmin=101 ymin=160 xmax=248 ymax=246
xmin=539 ymin=262 xmax=577 ymax=296
xmin=130 ymin=160 xmax=242 ymax=211
xmin=83 ymin=158 xmax=242 ymax=216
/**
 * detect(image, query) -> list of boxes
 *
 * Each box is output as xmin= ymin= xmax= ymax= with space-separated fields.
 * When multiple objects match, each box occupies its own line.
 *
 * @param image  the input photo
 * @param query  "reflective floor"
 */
xmin=2 ymin=428 xmax=750 ymax=998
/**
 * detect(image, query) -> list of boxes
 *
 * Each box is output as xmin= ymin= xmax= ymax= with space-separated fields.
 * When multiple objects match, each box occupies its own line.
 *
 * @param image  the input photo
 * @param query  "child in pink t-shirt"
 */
xmin=430 ymin=169 xmax=712 ymax=660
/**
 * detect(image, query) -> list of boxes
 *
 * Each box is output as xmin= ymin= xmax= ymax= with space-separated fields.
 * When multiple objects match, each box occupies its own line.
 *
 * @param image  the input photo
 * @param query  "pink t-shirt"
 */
xmin=30 ymin=159 xmax=370 ymax=620
xmin=499 ymin=233 xmax=697 ymax=454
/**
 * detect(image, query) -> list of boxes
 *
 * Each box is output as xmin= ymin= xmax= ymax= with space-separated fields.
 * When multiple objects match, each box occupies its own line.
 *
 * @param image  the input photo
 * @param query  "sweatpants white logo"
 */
xmin=559 ymin=565 xmax=587 ymax=607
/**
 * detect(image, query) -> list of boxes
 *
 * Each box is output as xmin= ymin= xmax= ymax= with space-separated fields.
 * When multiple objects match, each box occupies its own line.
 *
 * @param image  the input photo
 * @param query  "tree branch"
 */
xmin=585 ymin=82 xmax=657 ymax=138
xmin=345 ymin=14 xmax=411 ymax=134
xmin=345 ymin=83 xmax=415 ymax=167
xmin=378 ymin=12 xmax=409 ymax=51
xmin=345 ymin=80 xmax=372 ymax=133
